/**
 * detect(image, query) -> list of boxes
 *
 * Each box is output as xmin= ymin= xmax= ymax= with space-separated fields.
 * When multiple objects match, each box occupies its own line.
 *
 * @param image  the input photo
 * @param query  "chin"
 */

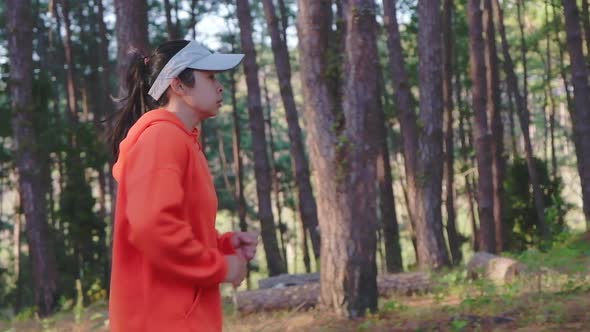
xmin=202 ymin=109 xmax=219 ymax=120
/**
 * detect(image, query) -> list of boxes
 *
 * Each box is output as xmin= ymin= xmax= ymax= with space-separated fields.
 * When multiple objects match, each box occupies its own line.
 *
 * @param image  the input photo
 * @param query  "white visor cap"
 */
xmin=147 ymin=40 xmax=245 ymax=100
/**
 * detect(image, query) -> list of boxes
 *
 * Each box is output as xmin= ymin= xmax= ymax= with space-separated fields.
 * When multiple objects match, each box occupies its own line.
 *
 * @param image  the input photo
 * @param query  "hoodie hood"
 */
xmin=112 ymin=109 xmax=199 ymax=182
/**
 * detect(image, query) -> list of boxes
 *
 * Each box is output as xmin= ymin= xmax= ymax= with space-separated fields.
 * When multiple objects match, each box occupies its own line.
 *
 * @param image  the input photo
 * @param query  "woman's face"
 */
xmin=181 ymin=70 xmax=224 ymax=119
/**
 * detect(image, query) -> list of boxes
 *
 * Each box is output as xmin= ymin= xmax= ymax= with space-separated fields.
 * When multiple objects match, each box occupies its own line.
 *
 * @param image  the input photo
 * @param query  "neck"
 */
xmin=163 ymin=99 xmax=201 ymax=131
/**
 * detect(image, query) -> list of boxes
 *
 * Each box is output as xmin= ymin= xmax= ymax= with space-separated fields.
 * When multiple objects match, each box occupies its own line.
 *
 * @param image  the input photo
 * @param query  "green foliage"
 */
xmin=450 ymin=318 xmax=469 ymax=332
xmin=380 ymin=299 xmax=408 ymax=313
xmin=12 ymin=307 xmax=35 ymax=322
xmin=503 ymin=157 xmax=571 ymax=251
xmin=514 ymin=231 xmax=590 ymax=273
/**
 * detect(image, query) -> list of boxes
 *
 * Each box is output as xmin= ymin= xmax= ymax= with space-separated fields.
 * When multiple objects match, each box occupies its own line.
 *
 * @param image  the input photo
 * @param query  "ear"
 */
xmin=169 ymin=77 xmax=185 ymax=96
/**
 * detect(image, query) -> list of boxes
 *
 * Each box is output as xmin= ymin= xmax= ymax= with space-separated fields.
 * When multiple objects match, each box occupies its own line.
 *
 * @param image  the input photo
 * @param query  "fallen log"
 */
xmin=258 ymin=273 xmax=320 ymax=289
xmin=466 ymin=252 xmax=526 ymax=284
xmin=234 ymin=272 xmax=431 ymax=314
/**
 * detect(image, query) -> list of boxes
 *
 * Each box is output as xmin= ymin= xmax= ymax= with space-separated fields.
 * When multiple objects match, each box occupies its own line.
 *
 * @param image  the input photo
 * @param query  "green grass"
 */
xmin=2 ymin=232 xmax=589 ymax=332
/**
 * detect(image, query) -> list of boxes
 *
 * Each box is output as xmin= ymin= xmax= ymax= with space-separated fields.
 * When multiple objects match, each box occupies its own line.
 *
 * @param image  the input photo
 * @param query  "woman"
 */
xmin=108 ymin=40 xmax=257 ymax=332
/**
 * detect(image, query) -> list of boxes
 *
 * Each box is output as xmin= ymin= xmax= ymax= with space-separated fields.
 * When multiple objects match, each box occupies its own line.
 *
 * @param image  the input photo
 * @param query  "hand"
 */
xmin=231 ymin=231 xmax=258 ymax=261
xmin=224 ymin=255 xmax=247 ymax=288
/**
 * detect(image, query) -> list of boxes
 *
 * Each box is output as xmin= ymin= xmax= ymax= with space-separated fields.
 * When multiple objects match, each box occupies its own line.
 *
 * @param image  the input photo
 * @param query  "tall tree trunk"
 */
xmin=581 ymin=0 xmax=590 ymax=61
xmin=261 ymin=0 xmax=321 ymax=258
xmin=459 ymin=114 xmax=480 ymax=251
xmin=173 ymin=0 xmax=181 ymax=37
xmin=562 ymin=0 xmax=590 ymax=228
xmin=97 ymin=168 xmax=110 ymax=289
xmin=456 ymin=70 xmax=480 ymax=252
xmin=57 ymin=0 xmax=100 ymax=286
xmin=552 ymin=1 xmax=575 ymax=114
xmin=302 ymin=219 xmax=311 ymax=273
xmin=236 ymin=0 xmax=286 ymax=276
xmin=541 ymin=62 xmax=549 ymax=163
xmin=546 ymin=0 xmax=558 ymax=182
xmin=297 ymin=0 xmax=380 ymax=318
xmin=400 ymin=174 xmax=419 ymax=261
xmin=58 ymin=0 xmax=79 ymax=126
xmin=385 ymin=0 xmax=448 ymax=269
xmin=553 ymin=0 xmax=579 ymax=186
xmin=12 ymin=182 xmax=22 ymax=313
xmin=484 ymin=0 xmax=505 ymax=252
xmin=114 ymin=0 xmax=149 ymax=95
xmin=262 ymin=73 xmax=288 ymax=272
xmin=443 ymin=0 xmax=462 ymax=265
xmin=468 ymin=0 xmax=496 ymax=253
xmin=507 ymin=87 xmax=518 ymax=157
xmin=190 ymin=0 xmax=198 ymax=39
xmin=96 ymin=0 xmax=116 ymax=292
xmin=230 ymin=66 xmax=247 ymax=235
xmin=97 ymin=0 xmax=112 ymax=113
xmin=414 ymin=0 xmax=451 ymax=268
xmin=516 ymin=0 xmax=529 ymax=121
xmin=6 ymin=0 xmax=59 ymax=316
xmin=382 ymin=0 xmax=420 ymax=262
xmin=277 ymin=0 xmax=289 ymax=43
xmin=229 ymin=62 xmax=251 ymax=289
xmin=496 ymin=0 xmax=550 ymax=240
xmin=376 ymin=71 xmax=403 ymax=273
xmin=163 ymin=0 xmax=180 ymax=39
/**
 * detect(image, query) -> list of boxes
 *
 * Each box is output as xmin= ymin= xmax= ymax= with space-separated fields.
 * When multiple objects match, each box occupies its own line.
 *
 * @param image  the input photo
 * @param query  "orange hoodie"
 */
xmin=109 ymin=109 xmax=235 ymax=332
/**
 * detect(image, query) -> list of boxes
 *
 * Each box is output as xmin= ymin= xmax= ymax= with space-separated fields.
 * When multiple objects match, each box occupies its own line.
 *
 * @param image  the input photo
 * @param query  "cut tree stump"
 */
xmin=234 ymin=272 xmax=431 ymax=314
xmin=466 ymin=252 xmax=526 ymax=284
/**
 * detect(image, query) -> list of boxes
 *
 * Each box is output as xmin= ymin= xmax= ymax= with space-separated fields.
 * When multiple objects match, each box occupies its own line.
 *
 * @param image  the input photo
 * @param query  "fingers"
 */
xmin=238 ymin=231 xmax=258 ymax=245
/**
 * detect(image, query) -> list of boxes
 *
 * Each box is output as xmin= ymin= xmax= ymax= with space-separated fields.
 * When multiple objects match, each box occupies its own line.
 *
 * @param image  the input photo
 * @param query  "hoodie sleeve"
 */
xmin=123 ymin=124 xmax=227 ymax=286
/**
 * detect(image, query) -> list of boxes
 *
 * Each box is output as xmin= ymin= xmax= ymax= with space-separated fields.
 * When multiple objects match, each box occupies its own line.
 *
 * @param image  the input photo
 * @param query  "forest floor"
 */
xmin=2 ymin=232 xmax=589 ymax=332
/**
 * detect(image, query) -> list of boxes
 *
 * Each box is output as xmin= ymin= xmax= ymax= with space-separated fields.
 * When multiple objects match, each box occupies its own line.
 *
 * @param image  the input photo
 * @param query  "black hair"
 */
xmin=108 ymin=40 xmax=197 ymax=161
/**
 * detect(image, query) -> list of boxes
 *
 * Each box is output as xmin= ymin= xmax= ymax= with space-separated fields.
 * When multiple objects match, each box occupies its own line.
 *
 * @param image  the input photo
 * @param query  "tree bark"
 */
xmin=455 ymin=63 xmax=479 ymax=253
xmin=442 ymin=0 xmax=462 ymax=265
xmin=163 ymin=0 xmax=181 ymax=39
xmin=382 ymin=0 xmax=419 ymax=256
xmin=384 ymin=0 xmax=449 ymax=269
xmin=190 ymin=0 xmax=198 ymax=39
xmin=236 ymin=0 xmax=286 ymax=276
xmin=96 ymin=0 xmax=114 ymax=118
xmin=545 ymin=0 xmax=558 ymax=182
xmin=262 ymin=73 xmax=288 ymax=272
xmin=13 ymin=188 xmax=22 ymax=313
xmin=277 ymin=0 xmax=289 ymax=43
xmin=6 ymin=0 xmax=59 ymax=316
xmin=516 ymin=0 xmax=529 ymax=120
xmin=552 ymin=0 xmax=578 ymax=185
xmin=228 ymin=58 xmax=251 ymax=289
xmin=261 ymin=0 xmax=321 ymax=258
xmin=581 ymin=0 xmax=590 ymax=62
xmin=414 ymin=0 xmax=451 ymax=268
xmin=458 ymin=105 xmax=479 ymax=252
xmin=376 ymin=73 xmax=403 ymax=273
xmin=507 ymin=87 xmax=518 ymax=157
xmin=57 ymin=0 xmax=79 ymax=125
xmin=484 ymin=0 xmax=505 ymax=252
xmin=468 ymin=0 xmax=496 ymax=253
xmin=297 ymin=0 xmax=380 ymax=318
xmin=114 ymin=0 xmax=149 ymax=94
xmin=562 ymin=0 xmax=590 ymax=228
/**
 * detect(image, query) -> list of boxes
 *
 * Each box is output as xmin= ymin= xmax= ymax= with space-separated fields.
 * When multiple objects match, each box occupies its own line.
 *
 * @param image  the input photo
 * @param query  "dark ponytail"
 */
xmin=107 ymin=40 xmax=197 ymax=161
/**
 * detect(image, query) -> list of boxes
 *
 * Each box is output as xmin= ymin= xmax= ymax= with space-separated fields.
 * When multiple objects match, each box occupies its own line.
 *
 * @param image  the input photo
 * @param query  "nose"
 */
xmin=217 ymin=82 xmax=223 ymax=94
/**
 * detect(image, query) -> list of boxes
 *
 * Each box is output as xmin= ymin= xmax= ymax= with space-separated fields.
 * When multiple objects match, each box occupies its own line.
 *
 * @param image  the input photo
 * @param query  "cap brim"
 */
xmin=188 ymin=53 xmax=245 ymax=71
